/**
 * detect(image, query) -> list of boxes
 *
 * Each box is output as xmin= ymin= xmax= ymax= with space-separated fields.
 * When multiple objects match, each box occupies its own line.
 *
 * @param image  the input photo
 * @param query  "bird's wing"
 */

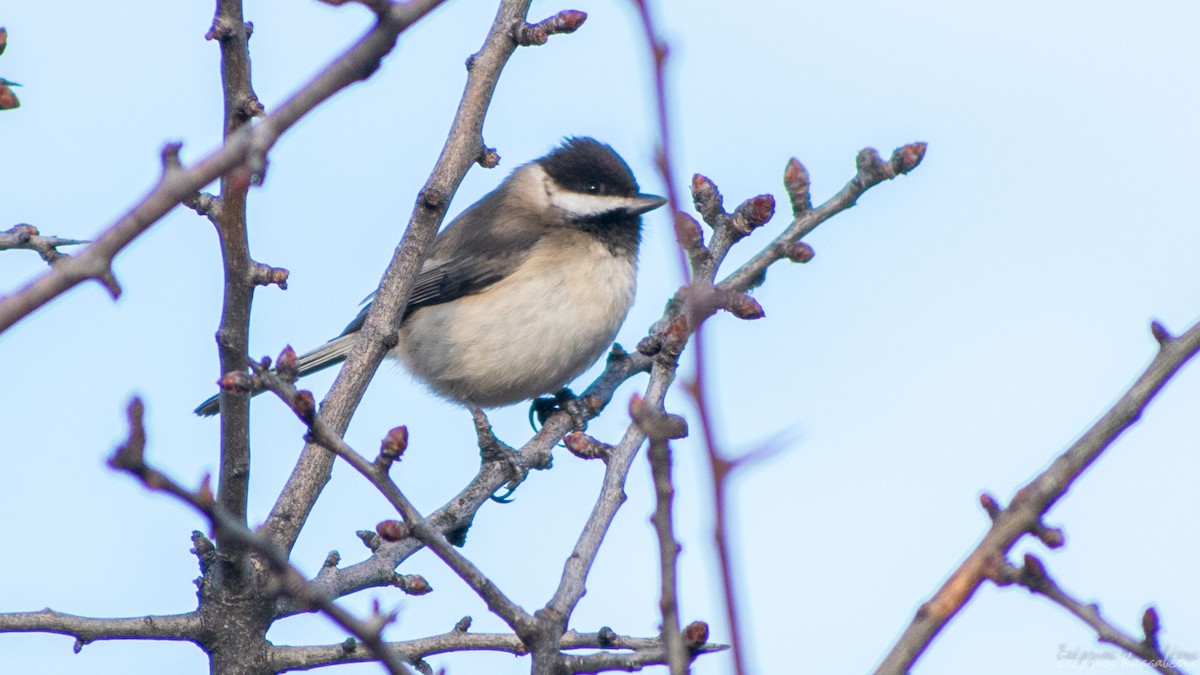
xmin=336 ymin=200 xmax=543 ymax=337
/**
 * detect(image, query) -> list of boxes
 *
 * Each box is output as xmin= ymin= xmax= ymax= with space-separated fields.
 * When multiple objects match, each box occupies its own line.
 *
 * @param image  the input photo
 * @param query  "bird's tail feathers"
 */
xmin=295 ymin=334 xmax=356 ymax=377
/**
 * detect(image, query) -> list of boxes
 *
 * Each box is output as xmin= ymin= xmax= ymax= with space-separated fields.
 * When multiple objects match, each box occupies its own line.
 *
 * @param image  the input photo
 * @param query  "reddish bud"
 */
xmin=691 ymin=174 xmax=724 ymax=225
xmin=780 ymin=240 xmax=814 ymax=263
xmin=376 ymin=519 xmax=409 ymax=542
xmin=557 ymin=9 xmax=587 ymax=31
xmin=218 ymin=371 xmax=255 ymax=393
xmin=660 ymin=314 xmax=690 ymax=356
xmin=293 ymin=390 xmax=316 ymax=422
xmin=0 ymin=82 xmax=19 ymax=111
xmin=395 ymin=573 xmax=433 ymax=595
xmin=683 ymin=621 xmax=709 ymax=648
xmin=737 ymin=194 xmax=775 ymax=229
xmin=726 ymin=293 xmax=764 ymax=320
xmin=564 ymin=431 xmax=612 ymax=460
xmin=276 ymin=345 xmax=298 ymax=378
xmin=1142 ymin=607 xmax=1160 ymax=644
xmin=783 ymin=157 xmax=812 ymax=214
xmin=891 ymin=142 xmax=927 ymax=174
xmin=381 ymin=426 xmax=409 ymax=460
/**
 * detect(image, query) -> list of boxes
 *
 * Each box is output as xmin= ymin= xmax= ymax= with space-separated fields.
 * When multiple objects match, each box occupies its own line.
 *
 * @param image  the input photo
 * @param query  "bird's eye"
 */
xmin=585 ymin=181 xmax=601 ymax=194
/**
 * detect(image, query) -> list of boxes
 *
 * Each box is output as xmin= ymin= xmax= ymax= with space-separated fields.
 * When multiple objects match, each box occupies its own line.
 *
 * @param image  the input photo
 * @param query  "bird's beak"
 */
xmin=626 ymin=193 xmax=668 ymax=216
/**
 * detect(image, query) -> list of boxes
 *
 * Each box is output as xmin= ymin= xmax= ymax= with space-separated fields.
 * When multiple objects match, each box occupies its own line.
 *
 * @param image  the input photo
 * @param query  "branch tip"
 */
xmin=779 ymin=240 xmax=814 ymax=263
xmin=513 ymin=10 xmax=587 ymax=46
xmin=729 ymin=194 xmax=775 ymax=236
xmin=1142 ymin=607 xmax=1160 ymax=648
xmin=251 ymin=263 xmax=290 ymax=290
xmin=691 ymin=173 xmax=724 ymax=226
xmin=376 ymin=425 xmax=410 ymax=471
xmin=355 ymin=529 xmax=382 ymax=551
xmin=293 ymin=390 xmax=316 ymax=423
xmin=161 ymin=142 xmax=184 ymax=172
xmin=784 ymin=157 xmax=812 ymax=214
xmin=1150 ymin=320 xmax=1172 ymax=346
xmin=276 ymin=345 xmax=298 ymax=380
xmin=684 ymin=620 xmax=710 ymax=650
xmin=478 ymin=146 xmax=500 ymax=168
xmin=629 ymin=394 xmax=689 ymax=440
xmin=564 ymin=431 xmax=612 ymax=460
xmin=979 ymin=492 xmax=1002 ymax=520
xmin=721 ymin=289 xmax=765 ymax=320
xmin=891 ymin=142 xmax=928 ymax=174
xmin=394 ymin=573 xmax=433 ymax=596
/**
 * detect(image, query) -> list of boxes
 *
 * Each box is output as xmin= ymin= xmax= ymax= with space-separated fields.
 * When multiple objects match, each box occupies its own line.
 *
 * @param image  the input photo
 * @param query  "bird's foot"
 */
xmin=528 ymin=387 xmax=590 ymax=433
xmin=471 ymin=406 xmax=526 ymax=503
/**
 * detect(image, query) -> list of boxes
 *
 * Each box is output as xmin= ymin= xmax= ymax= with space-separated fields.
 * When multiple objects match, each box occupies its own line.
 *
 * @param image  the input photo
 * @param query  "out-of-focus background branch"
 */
xmin=2 ymin=2 xmax=1199 ymax=674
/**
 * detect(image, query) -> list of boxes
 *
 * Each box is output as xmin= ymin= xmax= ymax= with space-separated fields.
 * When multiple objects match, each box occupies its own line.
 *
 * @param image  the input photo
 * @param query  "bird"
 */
xmin=195 ymin=137 xmax=666 ymax=417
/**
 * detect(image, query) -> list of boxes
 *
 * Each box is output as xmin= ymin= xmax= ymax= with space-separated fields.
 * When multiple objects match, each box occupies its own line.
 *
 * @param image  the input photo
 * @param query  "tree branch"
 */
xmin=105 ymin=398 xmax=413 ymax=675
xmin=0 ymin=224 xmax=86 ymax=266
xmin=268 ymin=627 xmax=726 ymax=672
xmin=874 ymin=316 xmax=1200 ymax=674
xmin=0 ymin=0 xmax=447 ymax=335
xmin=992 ymin=554 xmax=1184 ymax=675
xmin=0 ymin=609 xmax=200 ymax=652
xmin=205 ymin=0 xmax=265 ymax=554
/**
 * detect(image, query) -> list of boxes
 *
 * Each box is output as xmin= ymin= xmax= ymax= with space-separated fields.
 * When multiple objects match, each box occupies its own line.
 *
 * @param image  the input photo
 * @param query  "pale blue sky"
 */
xmin=2 ymin=2 xmax=1198 ymax=674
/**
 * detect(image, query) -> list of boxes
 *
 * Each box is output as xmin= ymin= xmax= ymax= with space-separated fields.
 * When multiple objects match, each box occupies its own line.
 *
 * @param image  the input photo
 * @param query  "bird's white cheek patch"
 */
xmin=548 ymin=188 xmax=639 ymax=218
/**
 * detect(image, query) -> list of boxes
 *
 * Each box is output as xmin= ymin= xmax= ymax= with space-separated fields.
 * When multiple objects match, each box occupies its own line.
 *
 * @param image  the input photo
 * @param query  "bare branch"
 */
xmin=205 ymin=0 xmax=264 ymax=562
xmin=0 ymin=610 xmax=200 ymax=652
xmin=0 ymin=0 xmax=447 ymax=335
xmin=874 ymin=317 xmax=1200 ymax=674
xmin=105 ymin=397 xmax=413 ymax=675
xmin=0 ymin=224 xmax=86 ymax=266
xmin=991 ymin=555 xmax=1184 ymax=675
xmin=250 ymin=367 xmax=536 ymax=636
xmin=719 ymin=143 xmax=926 ymax=294
xmin=513 ymin=9 xmax=587 ymax=46
xmin=646 ymin=435 xmax=686 ymax=673
xmin=269 ymin=627 xmax=726 ymax=672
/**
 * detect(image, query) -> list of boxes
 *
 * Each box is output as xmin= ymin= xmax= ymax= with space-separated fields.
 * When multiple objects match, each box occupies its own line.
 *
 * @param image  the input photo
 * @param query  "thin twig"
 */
xmin=0 ymin=610 xmax=200 ymax=652
xmin=992 ymin=554 xmax=1184 ymax=675
xmin=0 ymin=224 xmax=86 ymax=266
xmin=647 ymin=437 xmax=686 ymax=673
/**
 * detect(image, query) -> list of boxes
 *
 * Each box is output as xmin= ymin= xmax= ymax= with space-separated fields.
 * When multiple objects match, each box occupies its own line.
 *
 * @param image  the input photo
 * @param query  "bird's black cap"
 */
xmin=538 ymin=137 xmax=641 ymax=198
